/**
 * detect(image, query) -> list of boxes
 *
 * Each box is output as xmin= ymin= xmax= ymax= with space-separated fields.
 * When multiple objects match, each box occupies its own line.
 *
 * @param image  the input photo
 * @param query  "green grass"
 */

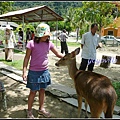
xmin=14 ymin=49 xmax=25 ymax=54
xmin=52 ymin=40 xmax=80 ymax=47
xmin=0 ymin=45 xmax=4 ymax=48
xmin=0 ymin=45 xmax=25 ymax=54
xmin=0 ymin=58 xmax=23 ymax=70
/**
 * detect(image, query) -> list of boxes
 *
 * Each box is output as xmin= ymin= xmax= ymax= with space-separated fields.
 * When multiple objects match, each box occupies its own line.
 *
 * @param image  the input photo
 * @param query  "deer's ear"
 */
xmin=75 ymin=47 xmax=80 ymax=55
xmin=70 ymin=47 xmax=80 ymax=58
xmin=70 ymin=51 xmax=76 ymax=58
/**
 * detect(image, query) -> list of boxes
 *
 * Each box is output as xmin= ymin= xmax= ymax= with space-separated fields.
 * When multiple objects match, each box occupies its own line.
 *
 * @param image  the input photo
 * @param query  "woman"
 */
xmin=4 ymin=25 xmax=16 ymax=62
xmin=22 ymin=23 xmax=64 ymax=118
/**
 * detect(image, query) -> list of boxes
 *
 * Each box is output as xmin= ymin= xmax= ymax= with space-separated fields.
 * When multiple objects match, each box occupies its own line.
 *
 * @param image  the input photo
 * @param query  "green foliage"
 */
xmin=0 ymin=30 xmax=5 ymax=43
xmin=48 ymin=20 xmax=72 ymax=34
xmin=47 ymin=22 xmax=57 ymax=31
xmin=12 ymin=1 xmax=82 ymax=16
xmin=64 ymin=7 xmax=76 ymax=31
xmin=15 ymin=23 xmax=36 ymax=33
xmin=0 ymin=1 xmax=14 ymax=14
xmin=82 ymin=2 xmax=115 ymax=29
xmin=112 ymin=81 xmax=120 ymax=106
xmin=0 ymin=1 xmax=118 ymax=41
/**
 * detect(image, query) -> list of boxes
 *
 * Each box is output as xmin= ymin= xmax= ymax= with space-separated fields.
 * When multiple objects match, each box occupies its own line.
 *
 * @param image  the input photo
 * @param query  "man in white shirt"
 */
xmin=79 ymin=23 xmax=101 ymax=71
xmin=57 ymin=29 xmax=69 ymax=54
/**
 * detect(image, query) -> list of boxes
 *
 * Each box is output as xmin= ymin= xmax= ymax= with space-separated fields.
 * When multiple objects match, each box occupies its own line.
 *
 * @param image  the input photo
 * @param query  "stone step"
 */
xmin=47 ymin=82 xmax=120 ymax=118
xmin=60 ymin=97 xmax=120 ymax=118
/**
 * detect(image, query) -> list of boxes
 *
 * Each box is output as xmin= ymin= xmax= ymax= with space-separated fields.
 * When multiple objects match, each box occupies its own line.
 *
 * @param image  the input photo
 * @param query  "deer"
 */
xmin=55 ymin=47 xmax=117 ymax=118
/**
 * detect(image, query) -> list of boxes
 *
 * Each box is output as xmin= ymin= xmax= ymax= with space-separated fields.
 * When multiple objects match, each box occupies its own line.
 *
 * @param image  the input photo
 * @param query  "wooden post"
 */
xmin=115 ymin=55 xmax=120 ymax=64
xmin=100 ymin=55 xmax=112 ymax=68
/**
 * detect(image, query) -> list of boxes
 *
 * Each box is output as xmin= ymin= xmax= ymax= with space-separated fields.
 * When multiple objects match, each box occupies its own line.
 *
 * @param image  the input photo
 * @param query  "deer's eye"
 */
xmin=62 ymin=58 xmax=65 ymax=60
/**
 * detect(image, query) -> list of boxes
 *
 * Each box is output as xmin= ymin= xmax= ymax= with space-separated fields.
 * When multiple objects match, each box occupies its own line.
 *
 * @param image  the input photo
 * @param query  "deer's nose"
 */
xmin=55 ymin=63 xmax=59 ymax=66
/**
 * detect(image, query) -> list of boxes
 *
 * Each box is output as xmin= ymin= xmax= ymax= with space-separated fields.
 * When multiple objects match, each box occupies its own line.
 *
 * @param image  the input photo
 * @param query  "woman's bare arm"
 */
xmin=22 ymin=48 xmax=31 ymax=81
xmin=51 ymin=47 xmax=64 ymax=58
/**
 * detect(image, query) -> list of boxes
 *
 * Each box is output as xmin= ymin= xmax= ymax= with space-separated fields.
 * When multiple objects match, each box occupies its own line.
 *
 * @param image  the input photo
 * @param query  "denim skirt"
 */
xmin=26 ymin=69 xmax=51 ymax=91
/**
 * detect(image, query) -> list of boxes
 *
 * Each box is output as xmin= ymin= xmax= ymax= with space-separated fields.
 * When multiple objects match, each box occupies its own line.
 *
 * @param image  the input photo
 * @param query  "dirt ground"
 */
xmin=0 ymin=45 xmax=120 ymax=118
xmin=0 ymin=73 xmax=89 ymax=118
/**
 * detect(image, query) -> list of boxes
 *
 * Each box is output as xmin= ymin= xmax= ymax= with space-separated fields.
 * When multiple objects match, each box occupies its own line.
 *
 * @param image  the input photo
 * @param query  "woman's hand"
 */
xmin=22 ymin=73 xmax=27 ymax=81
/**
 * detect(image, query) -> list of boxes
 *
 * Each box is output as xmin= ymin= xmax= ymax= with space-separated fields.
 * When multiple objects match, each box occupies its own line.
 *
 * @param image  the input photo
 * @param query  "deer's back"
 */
xmin=74 ymin=70 xmax=117 ymax=104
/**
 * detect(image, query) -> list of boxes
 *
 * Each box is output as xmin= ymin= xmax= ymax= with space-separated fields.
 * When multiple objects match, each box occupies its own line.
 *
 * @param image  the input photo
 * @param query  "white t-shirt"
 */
xmin=81 ymin=31 xmax=100 ymax=60
xmin=58 ymin=32 xmax=68 ymax=42
xmin=4 ymin=30 xmax=16 ymax=48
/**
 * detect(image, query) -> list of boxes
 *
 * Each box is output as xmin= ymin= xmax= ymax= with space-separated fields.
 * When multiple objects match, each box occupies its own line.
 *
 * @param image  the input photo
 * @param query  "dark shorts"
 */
xmin=26 ymin=69 xmax=51 ymax=91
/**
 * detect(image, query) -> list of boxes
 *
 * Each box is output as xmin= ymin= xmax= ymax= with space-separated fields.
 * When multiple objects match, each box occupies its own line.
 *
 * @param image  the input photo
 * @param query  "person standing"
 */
xmin=18 ymin=28 xmax=23 ymax=42
xmin=31 ymin=30 xmax=35 ymax=40
xmin=22 ymin=23 xmax=64 ymax=118
xmin=57 ymin=29 xmax=69 ymax=54
xmin=79 ymin=23 xmax=102 ymax=72
xmin=4 ymin=25 xmax=16 ymax=62
xmin=26 ymin=28 xmax=31 ymax=45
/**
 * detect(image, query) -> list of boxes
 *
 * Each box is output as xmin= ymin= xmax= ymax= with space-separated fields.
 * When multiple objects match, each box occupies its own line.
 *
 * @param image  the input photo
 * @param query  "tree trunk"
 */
xmin=115 ymin=55 xmax=120 ymax=64
xmin=100 ymin=55 xmax=111 ymax=68
xmin=76 ymin=28 xmax=79 ymax=42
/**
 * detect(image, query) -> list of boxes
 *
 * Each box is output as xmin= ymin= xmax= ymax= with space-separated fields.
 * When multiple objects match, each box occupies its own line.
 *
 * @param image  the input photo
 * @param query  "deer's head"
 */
xmin=55 ymin=47 xmax=80 ymax=67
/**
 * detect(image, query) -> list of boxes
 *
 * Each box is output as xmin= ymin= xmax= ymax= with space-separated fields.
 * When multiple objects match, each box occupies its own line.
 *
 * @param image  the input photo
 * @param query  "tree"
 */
xmin=72 ymin=7 xmax=87 ymax=41
xmin=63 ymin=7 xmax=76 ymax=35
xmin=82 ymin=2 xmax=116 ymax=36
xmin=0 ymin=1 xmax=14 ymax=14
xmin=47 ymin=21 xmax=65 ymax=32
xmin=64 ymin=7 xmax=87 ymax=41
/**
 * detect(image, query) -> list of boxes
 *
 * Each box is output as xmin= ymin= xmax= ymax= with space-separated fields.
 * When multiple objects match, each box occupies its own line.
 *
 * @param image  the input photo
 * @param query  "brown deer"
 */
xmin=55 ymin=47 xmax=117 ymax=118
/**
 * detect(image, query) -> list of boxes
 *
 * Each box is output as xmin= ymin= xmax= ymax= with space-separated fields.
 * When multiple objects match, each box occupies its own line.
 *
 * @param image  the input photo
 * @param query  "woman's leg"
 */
xmin=38 ymin=88 xmax=45 ymax=110
xmin=38 ymin=88 xmax=51 ymax=117
xmin=5 ymin=48 xmax=8 ymax=61
xmin=28 ymin=90 xmax=37 ymax=111
xmin=7 ymin=48 xmax=13 ymax=61
xmin=27 ymin=90 xmax=37 ymax=118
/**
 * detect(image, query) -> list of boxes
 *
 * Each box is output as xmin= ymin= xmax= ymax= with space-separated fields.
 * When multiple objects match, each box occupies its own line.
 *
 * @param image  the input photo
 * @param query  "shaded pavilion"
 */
xmin=0 ymin=5 xmax=64 ymax=48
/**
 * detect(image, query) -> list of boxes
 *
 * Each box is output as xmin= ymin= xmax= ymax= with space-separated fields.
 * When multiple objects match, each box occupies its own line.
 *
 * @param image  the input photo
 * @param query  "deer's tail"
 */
xmin=105 ymin=105 xmax=113 ymax=118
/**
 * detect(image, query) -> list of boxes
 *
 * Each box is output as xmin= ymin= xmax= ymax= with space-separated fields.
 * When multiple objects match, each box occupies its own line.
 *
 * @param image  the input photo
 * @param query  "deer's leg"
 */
xmin=77 ymin=95 xmax=82 ymax=117
xmin=84 ymin=99 xmax=88 ymax=118
xmin=90 ymin=104 xmax=102 ymax=118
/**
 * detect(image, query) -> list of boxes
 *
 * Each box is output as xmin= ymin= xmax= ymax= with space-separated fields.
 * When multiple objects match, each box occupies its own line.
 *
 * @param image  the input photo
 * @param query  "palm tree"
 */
xmin=64 ymin=7 xmax=76 ymax=35
xmin=82 ymin=1 xmax=115 ymax=37
xmin=71 ymin=7 xmax=87 ymax=41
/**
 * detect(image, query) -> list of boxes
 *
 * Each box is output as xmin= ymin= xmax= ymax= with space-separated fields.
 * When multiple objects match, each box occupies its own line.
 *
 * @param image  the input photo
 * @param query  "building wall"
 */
xmin=101 ymin=2 xmax=120 ymax=37
xmin=101 ymin=27 xmax=118 ymax=37
xmin=117 ymin=27 xmax=120 ymax=38
xmin=101 ymin=27 xmax=105 ymax=36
